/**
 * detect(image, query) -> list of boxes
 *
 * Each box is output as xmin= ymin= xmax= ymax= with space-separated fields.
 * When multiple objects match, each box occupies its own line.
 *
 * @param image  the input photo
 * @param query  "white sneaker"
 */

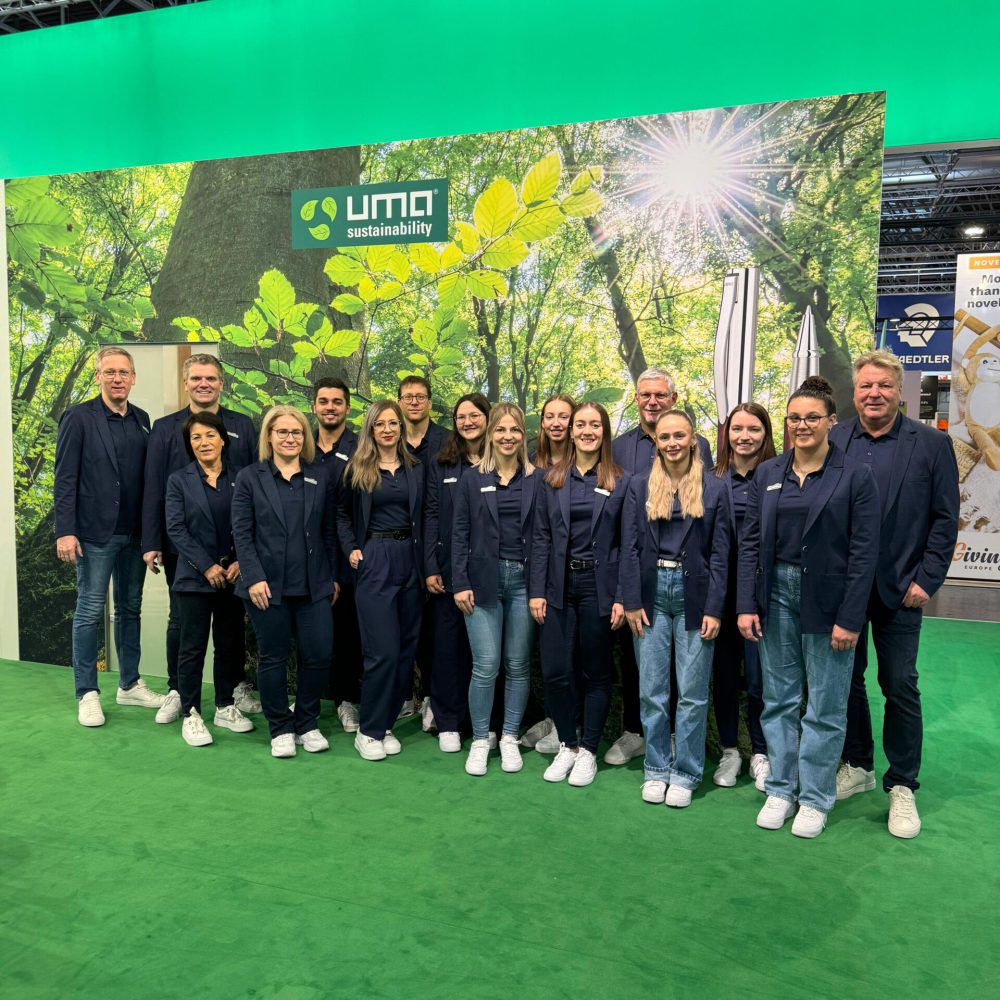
xmin=397 ymin=699 xmax=415 ymax=719
xmin=521 ymin=717 xmax=555 ymax=748
xmin=465 ymin=738 xmax=491 ymax=776
xmin=666 ymin=785 xmax=693 ymax=808
xmin=233 ymin=681 xmax=263 ymax=714
xmin=438 ymin=731 xmax=462 ymax=753
xmin=713 ymin=748 xmax=742 ymax=787
xmin=604 ymin=730 xmax=645 ymax=765
xmin=641 ymin=779 xmax=667 ymax=804
xmin=336 ymin=701 xmax=360 ymax=733
xmin=534 ymin=727 xmax=562 ymax=754
xmin=270 ymin=733 xmax=296 ymax=758
xmin=544 ymin=744 xmax=578 ymax=782
xmin=78 ymin=691 xmax=105 ymax=727
xmin=294 ymin=729 xmax=330 ymax=753
xmin=498 ymin=733 xmax=523 ymax=772
xmin=750 ymin=753 xmax=770 ymax=793
xmin=791 ymin=805 xmax=827 ymax=839
xmin=756 ymin=796 xmax=796 ymax=830
xmin=117 ymin=679 xmax=165 ymax=709
xmin=420 ymin=699 xmax=436 ymax=732
xmin=383 ymin=730 xmax=402 ymax=755
xmin=887 ymin=786 xmax=921 ymax=839
xmin=488 ymin=731 xmax=498 ymax=750
xmin=568 ymin=748 xmax=598 ymax=787
xmin=354 ymin=732 xmax=386 ymax=761
xmin=182 ymin=710 xmax=213 ymax=747
xmin=155 ymin=689 xmax=181 ymax=724
xmin=213 ymin=704 xmax=254 ymax=733
xmin=836 ymin=762 xmax=876 ymax=800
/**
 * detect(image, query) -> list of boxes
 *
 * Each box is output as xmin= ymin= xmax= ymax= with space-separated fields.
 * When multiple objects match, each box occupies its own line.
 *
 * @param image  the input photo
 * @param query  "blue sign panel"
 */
xmin=876 ymin=294 xmax=953 ymax=373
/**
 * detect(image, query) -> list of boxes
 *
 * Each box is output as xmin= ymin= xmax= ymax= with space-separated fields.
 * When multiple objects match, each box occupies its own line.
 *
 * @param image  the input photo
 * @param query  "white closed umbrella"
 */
xmin=713 ymin=267 xmax=760 ymax=424
xmin=788 ymin=306 xmax=819 ymax=393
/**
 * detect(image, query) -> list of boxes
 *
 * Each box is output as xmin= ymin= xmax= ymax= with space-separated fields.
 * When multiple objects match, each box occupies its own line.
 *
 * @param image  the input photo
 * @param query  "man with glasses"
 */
xmin=141 ymin=354 xmax=259 ymax=724
xmin=55 ymin=347 xmax=163 ymax=726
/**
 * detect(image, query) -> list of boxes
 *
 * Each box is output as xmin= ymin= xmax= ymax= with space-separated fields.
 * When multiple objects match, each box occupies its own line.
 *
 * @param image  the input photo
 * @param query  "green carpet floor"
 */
xmin=1 ymin=617 xmax=998 ymax=999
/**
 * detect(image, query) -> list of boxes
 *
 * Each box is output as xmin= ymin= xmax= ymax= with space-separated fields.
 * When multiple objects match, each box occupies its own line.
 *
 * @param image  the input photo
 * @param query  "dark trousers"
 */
xmin=329 ymin=582 xmax=362 ymax=704
xmin=355 ymin=538 xmax=423 ymax=740
xmin=163 ymin=550 xmax=181 ymax=691
xmin=712 ymin=613 xmax=766 ymax=754
xmin=614 ymin=625 xmax=644 ymax=734
xmin=540 ymin=569 xmax=614 ymax=753
xmin=415 ymin=594 xmax=434 ymax=701
xmin=176 ymin=589 xmax=245 ymax=716
xmin=246 ymin=594 xmax=332 ymax=738
xmin=843 ymin=589 xmax=924 ymax=792
xmin=428 ymin=593 xmax=473 ymax=733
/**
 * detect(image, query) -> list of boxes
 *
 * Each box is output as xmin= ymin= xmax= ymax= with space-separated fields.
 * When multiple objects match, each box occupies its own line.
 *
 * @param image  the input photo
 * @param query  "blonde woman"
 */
xmin=451 ymin=404 xmax=539 ymax=777
xmin=337 ymin=400 xmax=424 ymax=762
xmin=621 ymin=410 xmax=731 ymax=808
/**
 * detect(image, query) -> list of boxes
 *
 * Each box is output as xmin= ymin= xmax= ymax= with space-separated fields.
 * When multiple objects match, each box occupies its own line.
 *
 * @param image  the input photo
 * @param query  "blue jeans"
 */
xmin=759 ymin=561 xmax=854 ymax=812
xmin=72 ymin=534 xmax=145 ymax=699
xmin=634 ymin=566 xmax=715 ymax=788
xmin=464 ymin=560 xmax=534 ymax=739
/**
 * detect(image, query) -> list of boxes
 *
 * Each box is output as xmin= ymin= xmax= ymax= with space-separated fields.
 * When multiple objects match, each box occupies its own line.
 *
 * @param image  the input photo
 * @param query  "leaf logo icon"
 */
xmin=322 ymin=196 xmax=337 ymax=222
xmin=309 ymin=224 xmax=331 ymax=241
xmin=300 ymin=199 xmax=318 ymax=222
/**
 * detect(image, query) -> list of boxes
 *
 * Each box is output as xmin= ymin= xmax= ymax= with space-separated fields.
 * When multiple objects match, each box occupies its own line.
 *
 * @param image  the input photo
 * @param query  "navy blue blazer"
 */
xmin=530 ymin=470 xmax=631 ymax=616
xmin=141 ymin=405 xmax=256 ymax=554
xmin=612 ymin=425 xmax=714 ymax=474
xmin=407 ymin=420 xmax=449 ymax=462
xmin=620 ymin=470 xmax=731 ymax=630
xmin=830 ymin=415 xmax=958 ymax=607
xmin=736 ymin=443 xmax=880 ymax=634
xmin=54 ymin=396 xmax=151 ymax=544
xmin=231 ymin=460 xmax=338 ymax=604
xmin=423 ymin=456 xmax=477 ymax=591
xmin=164 ymin=462 xmax=238 ymax=593
xmin=451 ymin=467 xmax=540 ymax=607
xmin=314 ymin=424 xmax=358 ymax=488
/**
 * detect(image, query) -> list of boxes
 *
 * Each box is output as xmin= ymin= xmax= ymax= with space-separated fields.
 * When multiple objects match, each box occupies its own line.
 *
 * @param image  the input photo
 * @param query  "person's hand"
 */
xmin=610 ymin=603 xmax=626 ymax=630
xmin=143 ymin=550 xmax=163 ymax=574
xmin=831 ymin=625 xmax=859 ymax=652
xmin=224 ymin=561 xmax=240 ymax=584
xmin=738 ymin=613 xmax=762 ymax=642
xmin=204 ymin=564 xmax=227 ymax=589
xmin=331 ymin=581 xmax=341 ymax=606
xmin=57 ymin=535 xmax=83 ymax=564
xmin=701 ymin=615 xmax=721 ymax=640
xmin=426 ymin=574 xmax=446 ymax=595
xmin=249 ymin=581 xmax=271 ymax=610
xmin=529 ymin=597 xmax=547 ymax=624
xmin=349 ymin=549 xmax=363 ymax=570
xmin=454 ymin=590 xmax=475 ymax=616
xmin=626 ymin=608 xmax=649 ymax=638
xmin=903 ymin=581 xmax=930 ymax=609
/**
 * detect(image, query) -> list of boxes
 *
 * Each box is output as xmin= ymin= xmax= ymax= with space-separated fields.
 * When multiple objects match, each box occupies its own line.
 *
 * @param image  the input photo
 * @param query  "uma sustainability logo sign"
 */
xmin=291 ymin=179 xmax=449 ymax=248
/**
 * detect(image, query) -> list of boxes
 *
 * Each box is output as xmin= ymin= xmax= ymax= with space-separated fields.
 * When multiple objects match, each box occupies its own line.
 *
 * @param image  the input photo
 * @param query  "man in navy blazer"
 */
xmin=139 ymin=353 xmax=258 ymax=721
xmin=54 ymin=346 xmax=165 ymax=726
xmin=830 ymin=350 xmax=959 ymax=839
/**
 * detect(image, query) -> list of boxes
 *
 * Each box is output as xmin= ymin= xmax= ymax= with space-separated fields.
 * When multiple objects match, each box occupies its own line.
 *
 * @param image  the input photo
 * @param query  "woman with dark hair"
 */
xmin=738 ymin=376 xmax=879 ymax=838
xmin=164 ymin=410 xmax=254 ymax=747
xmin=423 ymin=393 xmax=491 ymax=752
xmin=621 ymin=410 xmax=731 ymax=808
xmin=529 ymin=402 xmax=629 ymax=786
xmin=710 ymin=402 xmax=776 ymax=791
xmin=338 ymin=400 xmax=424 ymax=762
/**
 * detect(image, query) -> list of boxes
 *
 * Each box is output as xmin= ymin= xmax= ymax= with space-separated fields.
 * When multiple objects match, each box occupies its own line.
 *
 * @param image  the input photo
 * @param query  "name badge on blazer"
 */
xmin=443 ymin=477 xmax=458 ymax=484
xmin=481 ymin=485 xmax=496 ymax=493
xmin=336 ymin=452 xmax=349 ymax=461
xmin=767 ymin=482 xmax=782 ymax=491
xmin=594 ymin=487 xmax=611 ymax=496
xmin=227 ymin=431 xmax=240 ymax=439
xmin=304 ymin=477 xmax=318 ymax=485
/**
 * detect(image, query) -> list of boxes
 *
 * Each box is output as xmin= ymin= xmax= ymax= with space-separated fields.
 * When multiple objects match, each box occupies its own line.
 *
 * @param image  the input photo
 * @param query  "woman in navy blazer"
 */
xmin=232 ymin=405 xmax=339 ymax=759
xmin=737 ymin=377 xmax=879 ymax=839
xmin=423 ymin=393 xmax=491 ymax=753
xmin=337 ymin=400 xmax=424 ymax=762
xmin=165 ymin=411 xmax=254 ymax=747
xmin=452 ymin=403 xmax=539 ymax=777
xmin=621 ymin=410 xmax=731 ymax=809
xmin=529 ymin=402 xmax=629 ymax=787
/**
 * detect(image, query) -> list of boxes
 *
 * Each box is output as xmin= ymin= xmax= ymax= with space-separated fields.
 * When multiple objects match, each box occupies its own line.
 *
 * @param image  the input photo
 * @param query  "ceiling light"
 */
xmin=963 ymin=224 xmax=986 ymax=237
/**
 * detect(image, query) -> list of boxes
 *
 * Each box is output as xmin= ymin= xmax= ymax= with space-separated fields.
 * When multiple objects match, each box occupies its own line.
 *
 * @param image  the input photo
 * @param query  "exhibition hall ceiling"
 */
xmin=0 ymin=0 xmax=205 ymax=33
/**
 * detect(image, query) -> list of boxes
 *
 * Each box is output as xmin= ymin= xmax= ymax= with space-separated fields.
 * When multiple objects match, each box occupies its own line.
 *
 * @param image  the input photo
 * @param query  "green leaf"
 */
xmin=412 ymin=318 xmax=437 ymax=352
xmin=581 ymin=386 xmax=624 ymax=405
xmin=511 ymin=201 xmax=564 ymax=241
xmin=375 ymin=280 xmax=403 ymax=302
xmin=4 ymin=176 xmax=49 ymax=208
xmin=454 ymin=221 xmax=481 ymax=254
xmin=434 ymin=345 xmax=463 ymax=365
xmin=440 ymin=242 xmax=464 ymax=270
xmin=366 ymin=245 xmax=395 ymax=271
xmin=300 ymin=199 xmax=318 ymax=222
xmin=282 ymin=302 xmax=317 ymax=338
xmin=336 ymin=246 xmax=366 ymax=261
xmin=323 ymin=326 xmax=362 ymax=357
xmin=220 ymin=324 xmax=254 ymax=348
xmin=331 ymin=293 xmax=365 ymax=315
xmin=481 ymin=236 xmax=529 ymax=269
xmin=438 ymin=273 xmax=467 ymax=308
xmin=409 ymin=353 xmax=429 ymax=365
xmin=324 ymin=254 xmax=366 ymax=286
xmin=357 ymin=276 xmax=376 ymax=303
xmin=132 ymin=299 xmax=155 ymax=320
xmin=290 ymin=354 xmax=312 ymax=377
xmin=242 ymin=370 xmax=268 ymax=386
xmin=570 ymin=166 xmax=604 ymax=193
xmin=387 ymin=250 xmax=411 ymax=283
xmin=244 ymin=306 xmax=269 ymax=339
xmin=409 ymin=243 xmax=441 ymax=274
xmin=258 ymin=269 xmax=296 ymax=325
xmin=172 ymin=316 xmax=203 ymax=333
xmin=186 ymin=331 xmax=202 ymax=343
xmin=521 ymin=151 xmax=562 ymax=206
xmin=293 ymin=341 xmax=320 ymax=359
xmin=308 ymin=223 xmax=331 ymax=241
xmin=233 ymin=382 xmax=259 ymax=399
xmin=473 ymin=177 xmax=518 ymax=238
xmin=322 ymin=196 xmax=338 ymax=221
xmin=35 ymin=261 xmax=86 ymax=302
xmin=560 ymin=189 xmax=604 ymax=217
xmin=440 ymin=318 xmax=472 ymax=342
xmin=466 ymin=270 xmax=507 ymax=299
xmin=432 ymin=304 xmax=456 ymax=331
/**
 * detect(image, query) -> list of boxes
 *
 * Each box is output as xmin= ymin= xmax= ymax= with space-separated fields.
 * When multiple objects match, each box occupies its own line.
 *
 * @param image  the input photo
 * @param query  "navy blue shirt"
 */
xmin=775 ymin=454 xmax=831 ymax=565
xmin=569 ymin=466 xmax=599 ymax=561
xmin=634 ymin=431 xmax=657 ymax=473
xmin=843 ymin=411 xmax=901 ymax=514
xmin=272 ymin=462 xmax=308 ymax=596
xmin=199 ymin=464 xmax=236 ymax=565
xmin=103 ymin=400 xmax=145 ymax=536
xmin=730 ymin=468 xmax=753 ymax=539
xmin=657 ymin=494 xmax=686 ymax=561
xmin=497 ymin=468 xmax=525 ymax=561
xmin=369 ymin=467 xmax=410 ymax=533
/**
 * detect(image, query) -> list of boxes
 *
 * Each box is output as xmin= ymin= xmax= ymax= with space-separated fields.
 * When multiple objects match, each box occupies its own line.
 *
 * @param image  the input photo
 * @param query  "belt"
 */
xmin=367 ymin=529 xmax=411 ymax=540
xmin=569 ymin=559 xmax=595 ymax=571
xmin=657 ymin=559 xmax=680 ymax=569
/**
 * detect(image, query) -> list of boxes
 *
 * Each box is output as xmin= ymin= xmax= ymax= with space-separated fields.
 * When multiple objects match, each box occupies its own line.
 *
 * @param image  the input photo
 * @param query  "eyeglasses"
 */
xmin=373 ymin=420 xmax=401 ymax=431
xmin=400 ymin=394 xmax=429 ymax=404
xmin=99 ymin=369 xmax=132 ymax=379
xmin=272 ymin=428 xmax=304 ymax=439
xmin=637 ymin=392 xmax=673 ymax=403
xmin=785 ymin=415 xmax=827 ymax=428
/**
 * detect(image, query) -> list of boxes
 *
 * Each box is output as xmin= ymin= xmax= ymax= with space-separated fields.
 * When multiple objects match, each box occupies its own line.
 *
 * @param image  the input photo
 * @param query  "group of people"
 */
xmin=54 ymin=346 xmax=959 ymax=840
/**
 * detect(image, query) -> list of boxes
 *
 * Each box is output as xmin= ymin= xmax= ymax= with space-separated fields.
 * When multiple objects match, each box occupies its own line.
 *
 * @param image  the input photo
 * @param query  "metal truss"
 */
xmin=0 ymin=0 xmax=205 ymax=33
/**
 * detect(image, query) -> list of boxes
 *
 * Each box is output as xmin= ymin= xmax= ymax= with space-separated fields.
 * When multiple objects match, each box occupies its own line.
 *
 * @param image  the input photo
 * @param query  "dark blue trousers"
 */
xmin=246 ymin=595 xmax=332 ymax=738
xmin=428 ymin=592 xmax=473 ymax=733
xmin=176 ymin=588 xmax=245 ymax=716
xmin=354 ymin=538 xmax=423 ymax=740
xmin=712 ymin=612 xmax=766 ymax=755
xmin=329 ymin=582 xmax=362 ymax=704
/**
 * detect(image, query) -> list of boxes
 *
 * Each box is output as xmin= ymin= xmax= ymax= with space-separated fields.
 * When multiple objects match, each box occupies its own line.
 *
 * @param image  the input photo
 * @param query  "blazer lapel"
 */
xmin=186 ymin=465 xmax=213 ymax=525
xmin=802 ymin=447 xmax=844 ymax=539
xmin=761 ymin=453 xmax=792 ymax=551
xmin=484 ymin=473 xmax=499 ymax=527
xmin=883 ymin=418 xmax=916 ymax=522
xmin=589 ymin=481 xmax=610 ymax=540
xmin=258 ymin=464 xmax=287 ymax=528
xmin=406 ymin=463 xmax=419 ymax=521
xmin=559 ymin=475 xmax=572 ymax=530
xmin=303 ymin=468 xmax=318 ymax=527
xmin=91 ymin=398 xmax=120 ymax=473
xmin=520 ymin=470 xmax=533 ymax=533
